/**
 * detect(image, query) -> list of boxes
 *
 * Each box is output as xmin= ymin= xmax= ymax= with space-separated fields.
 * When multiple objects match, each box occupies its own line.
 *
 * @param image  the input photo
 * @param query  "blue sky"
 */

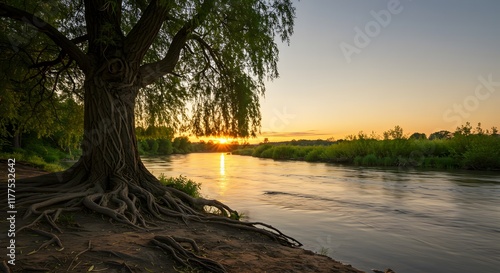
xmin=257 ymin=0 xmax=500 ymax=142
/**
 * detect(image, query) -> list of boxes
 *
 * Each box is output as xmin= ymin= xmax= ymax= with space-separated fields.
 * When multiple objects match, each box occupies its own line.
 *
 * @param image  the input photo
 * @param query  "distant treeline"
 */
xmin=136 ymin=125 xmax=249 ymax=155
xmin=234 ymin=123 xmax=500 ymax=171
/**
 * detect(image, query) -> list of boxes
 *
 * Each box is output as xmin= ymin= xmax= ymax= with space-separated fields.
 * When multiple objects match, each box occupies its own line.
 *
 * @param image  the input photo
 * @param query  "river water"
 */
xmin=142 ymin=153 xmax=500 ymax=273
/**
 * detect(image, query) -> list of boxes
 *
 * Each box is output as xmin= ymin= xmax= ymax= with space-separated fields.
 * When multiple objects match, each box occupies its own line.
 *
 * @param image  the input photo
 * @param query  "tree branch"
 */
xmin=124 ymin=0 xmax=171 ymax=64
xmin=0 ymin=3 xmax=91 ymax=74
xmin=30 ymin=35 xmax=88 ymax=69
xmin=138 ymin=0 xmax=216 ymax=87
xmin=190 ymin=34 xmax=226 ymax=74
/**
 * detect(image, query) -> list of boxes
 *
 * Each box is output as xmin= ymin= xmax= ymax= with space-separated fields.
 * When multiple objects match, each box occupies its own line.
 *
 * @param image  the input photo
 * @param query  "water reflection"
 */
xmin=218 ymin=153 xmax=227 ymax=195
xmin=220 ymin=153 xmax=225 ymax=176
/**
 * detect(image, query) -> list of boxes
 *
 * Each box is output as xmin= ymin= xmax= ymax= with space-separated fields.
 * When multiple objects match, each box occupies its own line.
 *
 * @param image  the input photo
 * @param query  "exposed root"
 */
xmin=152 ymin=235 xmax=227 ymax=273
xmin=67 ymin=240 xmax=92 ymax=271
xmin=0 ymin=261 xmax=11 ymax=273
xmin=10 ymin=161 xmax=302 ymax=272
xmin=26 ymin=228 xmax=64 ymax=254
xmin=104 ymin=261 xmax=134 ymax=273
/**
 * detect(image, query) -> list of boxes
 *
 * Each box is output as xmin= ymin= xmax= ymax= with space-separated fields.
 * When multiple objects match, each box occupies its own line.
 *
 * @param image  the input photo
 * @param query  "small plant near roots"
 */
xmin=57 ymin=212 xmax=78 ymax=226
xmin=159 ymin=174 xmax=202 ymax=198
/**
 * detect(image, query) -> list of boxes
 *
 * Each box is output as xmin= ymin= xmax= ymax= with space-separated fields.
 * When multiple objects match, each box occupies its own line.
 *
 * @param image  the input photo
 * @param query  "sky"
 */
xmin=254 ymin=0 xmax=500 ymax=143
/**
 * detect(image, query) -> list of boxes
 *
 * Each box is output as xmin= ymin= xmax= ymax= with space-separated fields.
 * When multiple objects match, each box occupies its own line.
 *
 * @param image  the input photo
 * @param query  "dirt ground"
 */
xmin=0 ymin=161 xmax=372 ymax=273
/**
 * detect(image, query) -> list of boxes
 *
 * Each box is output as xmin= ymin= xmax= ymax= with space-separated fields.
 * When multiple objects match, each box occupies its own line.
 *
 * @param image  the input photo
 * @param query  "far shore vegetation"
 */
xmin=234 ymin=123 xmax=500 ymax=171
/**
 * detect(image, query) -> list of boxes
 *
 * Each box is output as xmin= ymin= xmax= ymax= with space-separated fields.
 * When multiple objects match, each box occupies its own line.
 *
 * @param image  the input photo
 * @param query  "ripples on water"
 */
xmin=143 ymin=154 xmax=500 ymax=273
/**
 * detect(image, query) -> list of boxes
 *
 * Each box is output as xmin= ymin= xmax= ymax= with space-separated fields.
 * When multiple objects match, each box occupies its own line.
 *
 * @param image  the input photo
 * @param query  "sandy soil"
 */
xmin=0 ymin=160 xmax=371 ymax=273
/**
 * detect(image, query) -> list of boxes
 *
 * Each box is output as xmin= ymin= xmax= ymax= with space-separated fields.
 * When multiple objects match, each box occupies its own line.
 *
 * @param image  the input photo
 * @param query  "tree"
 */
xmin=1 ymin=0 xmax=299 ymax=270
xmin=409 ymin=132 xmax=427 ymax=140
xmin=429 ymin=130 xmax=452 ymax=140
xmin=383 ymin=125 xmax=405 ymax=140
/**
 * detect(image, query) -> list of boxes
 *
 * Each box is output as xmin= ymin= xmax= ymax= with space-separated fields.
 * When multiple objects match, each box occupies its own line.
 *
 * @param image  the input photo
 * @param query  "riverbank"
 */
xmin=233 ymin=134 xmax=500 ymax=171
xmin=0 ymin=161 xmax=373 ymax=273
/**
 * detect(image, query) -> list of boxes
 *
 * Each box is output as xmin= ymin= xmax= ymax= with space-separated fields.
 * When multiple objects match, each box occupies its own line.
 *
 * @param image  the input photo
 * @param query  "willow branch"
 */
xmin=0 ymin=3 xmax=90 ymax=74
xmin=124 ymin=0 xmax=171 ymax=64
xmin=138 ymin=0 xmax=216 ymax=87
xmin=190 ymin=34 xmax=226 ymax=73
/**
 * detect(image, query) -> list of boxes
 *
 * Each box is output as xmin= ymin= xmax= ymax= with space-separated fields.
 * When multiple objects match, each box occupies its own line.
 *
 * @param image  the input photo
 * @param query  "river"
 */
xmin=142 ymin=153 xmax=500 ymax=273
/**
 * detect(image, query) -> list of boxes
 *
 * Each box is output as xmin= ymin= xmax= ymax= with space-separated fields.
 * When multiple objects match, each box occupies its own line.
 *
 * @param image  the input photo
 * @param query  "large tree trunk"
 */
xmin=81 ymin=60 xmax=141 ymax=176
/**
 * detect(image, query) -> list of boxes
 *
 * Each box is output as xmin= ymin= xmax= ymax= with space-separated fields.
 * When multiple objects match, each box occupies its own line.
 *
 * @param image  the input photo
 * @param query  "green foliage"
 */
xmin=235 ymin=124 xmax=500 ymax=171
xmin=304 ymin=147 xmax=324 ymax=162
xmin=260 ymin=148 xmax=274 ymax=159
xmin=140 ymin=140 xmax=150 ymax=152
xmin=232 ymin=148 xmax=254 ymax=156
xmin=383 ymin=125 xmax=406 ymax=140
xmin=429 ymin=130 xmax=452 ymax=140
xmin=172 ymin=136 xmax=191 ymax=154
xmin=362 ymin=154 xmax=378 ymax=166
xmin=272 ymin=145 xmax=296 ymax=160
xmin=0 ymin=149 xmax=66 ymax=172
xmin=149 ymin=139 xmax=159 ymax=154
xmin=138 ymin=138 xmax=176 ymax=156
xmin=461 ymin=136 xmax=500 ymax=170
xmin=159 ymin=175 xmax=201 ymax=198
xmin=252 ymin=144 xmax=272 ymax=157
xmin=158 ymin=138 xmax=174 ymax=155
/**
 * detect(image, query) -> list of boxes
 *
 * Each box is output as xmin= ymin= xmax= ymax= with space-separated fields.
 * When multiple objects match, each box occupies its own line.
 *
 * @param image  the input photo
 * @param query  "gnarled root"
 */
xmin=152 ymin=235 xmax=227 ymax=273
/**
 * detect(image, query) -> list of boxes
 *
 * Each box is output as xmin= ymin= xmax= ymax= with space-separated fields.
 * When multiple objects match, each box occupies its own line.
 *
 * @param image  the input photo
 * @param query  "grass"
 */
xmin=0 ymin=151 xmax=66 ymax=172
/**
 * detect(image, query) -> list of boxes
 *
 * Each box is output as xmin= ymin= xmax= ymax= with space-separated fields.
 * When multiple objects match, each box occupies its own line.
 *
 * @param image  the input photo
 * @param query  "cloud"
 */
xmin=261 ymin=130 xmax=330 ymax=138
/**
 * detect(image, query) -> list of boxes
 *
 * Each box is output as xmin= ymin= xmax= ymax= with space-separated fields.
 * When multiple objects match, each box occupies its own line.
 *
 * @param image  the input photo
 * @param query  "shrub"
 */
xmin=462 ymin=141 xmax=500 ymax=170
xmin=137 ymin=141 xmax=145 ymax=155
xmin=159 ymin=174 xmax=201 ymax=198
xmin=260 ymin=148 xmax=274 ymax=158
xmin=158 ymin=138 xmax=173 ymax=155
xmin=322 ymin=144 xmax=351 ymax=163
xmin=272 ymin=146 xmax=296 ymax=160
xmin=362 ymin=154 xmax=378 ymax=166
xmin=252 ymin=144 xmax=272 ymax=157
xmin=147 ymin=139 xmax=159 ymax=154
xmin=353 ymin=156 xmax=363 ymax=166
xmin=233 ymin=148 xmax=254 ymax=156
xmin=304 ymin=148 xmax=323 ymax=162
xmin=140 ymin=140 xmax=150 ymax=151
xmin=434 ymin=157 xmax=457 ymax=169
xmin=294 ymin=146 xmax=313 ymax=159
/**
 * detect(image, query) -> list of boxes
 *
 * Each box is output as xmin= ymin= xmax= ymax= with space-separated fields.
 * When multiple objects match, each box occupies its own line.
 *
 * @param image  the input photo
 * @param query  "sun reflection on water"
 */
xmin=218 ymin=153 xmax=227 ymax=195
xmin=220 ymin=153 xmax=225 ymax=176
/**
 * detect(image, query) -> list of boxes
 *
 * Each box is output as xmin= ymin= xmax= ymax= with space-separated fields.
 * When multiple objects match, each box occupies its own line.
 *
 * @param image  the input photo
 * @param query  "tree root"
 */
xmin=7 ymin=163 xmax=302 ymax=273
xmin=67 ymin=240 xmax=92 ymax=271
xmin=0 ymin=261 xmax=11 ymax=273
xmin=152 ymin=235 xmax=227 ymax=273
xmin=26 ymin=228 xmax=64 ymax=254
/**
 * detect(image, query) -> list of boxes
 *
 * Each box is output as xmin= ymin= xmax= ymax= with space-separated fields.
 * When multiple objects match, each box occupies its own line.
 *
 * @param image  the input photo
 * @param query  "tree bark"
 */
xmin=76 ymin=57 xmax=160 ymax=193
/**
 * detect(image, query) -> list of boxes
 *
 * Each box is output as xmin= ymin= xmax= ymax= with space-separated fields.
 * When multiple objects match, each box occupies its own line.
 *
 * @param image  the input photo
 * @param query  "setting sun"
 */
xmin=218 ymin=138 xmax=228 ymax=144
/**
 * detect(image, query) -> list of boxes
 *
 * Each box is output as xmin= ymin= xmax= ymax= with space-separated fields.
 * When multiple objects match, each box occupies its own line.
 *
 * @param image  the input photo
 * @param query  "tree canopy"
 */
xmin=1 ymin=0 xmax=295 ymax=139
